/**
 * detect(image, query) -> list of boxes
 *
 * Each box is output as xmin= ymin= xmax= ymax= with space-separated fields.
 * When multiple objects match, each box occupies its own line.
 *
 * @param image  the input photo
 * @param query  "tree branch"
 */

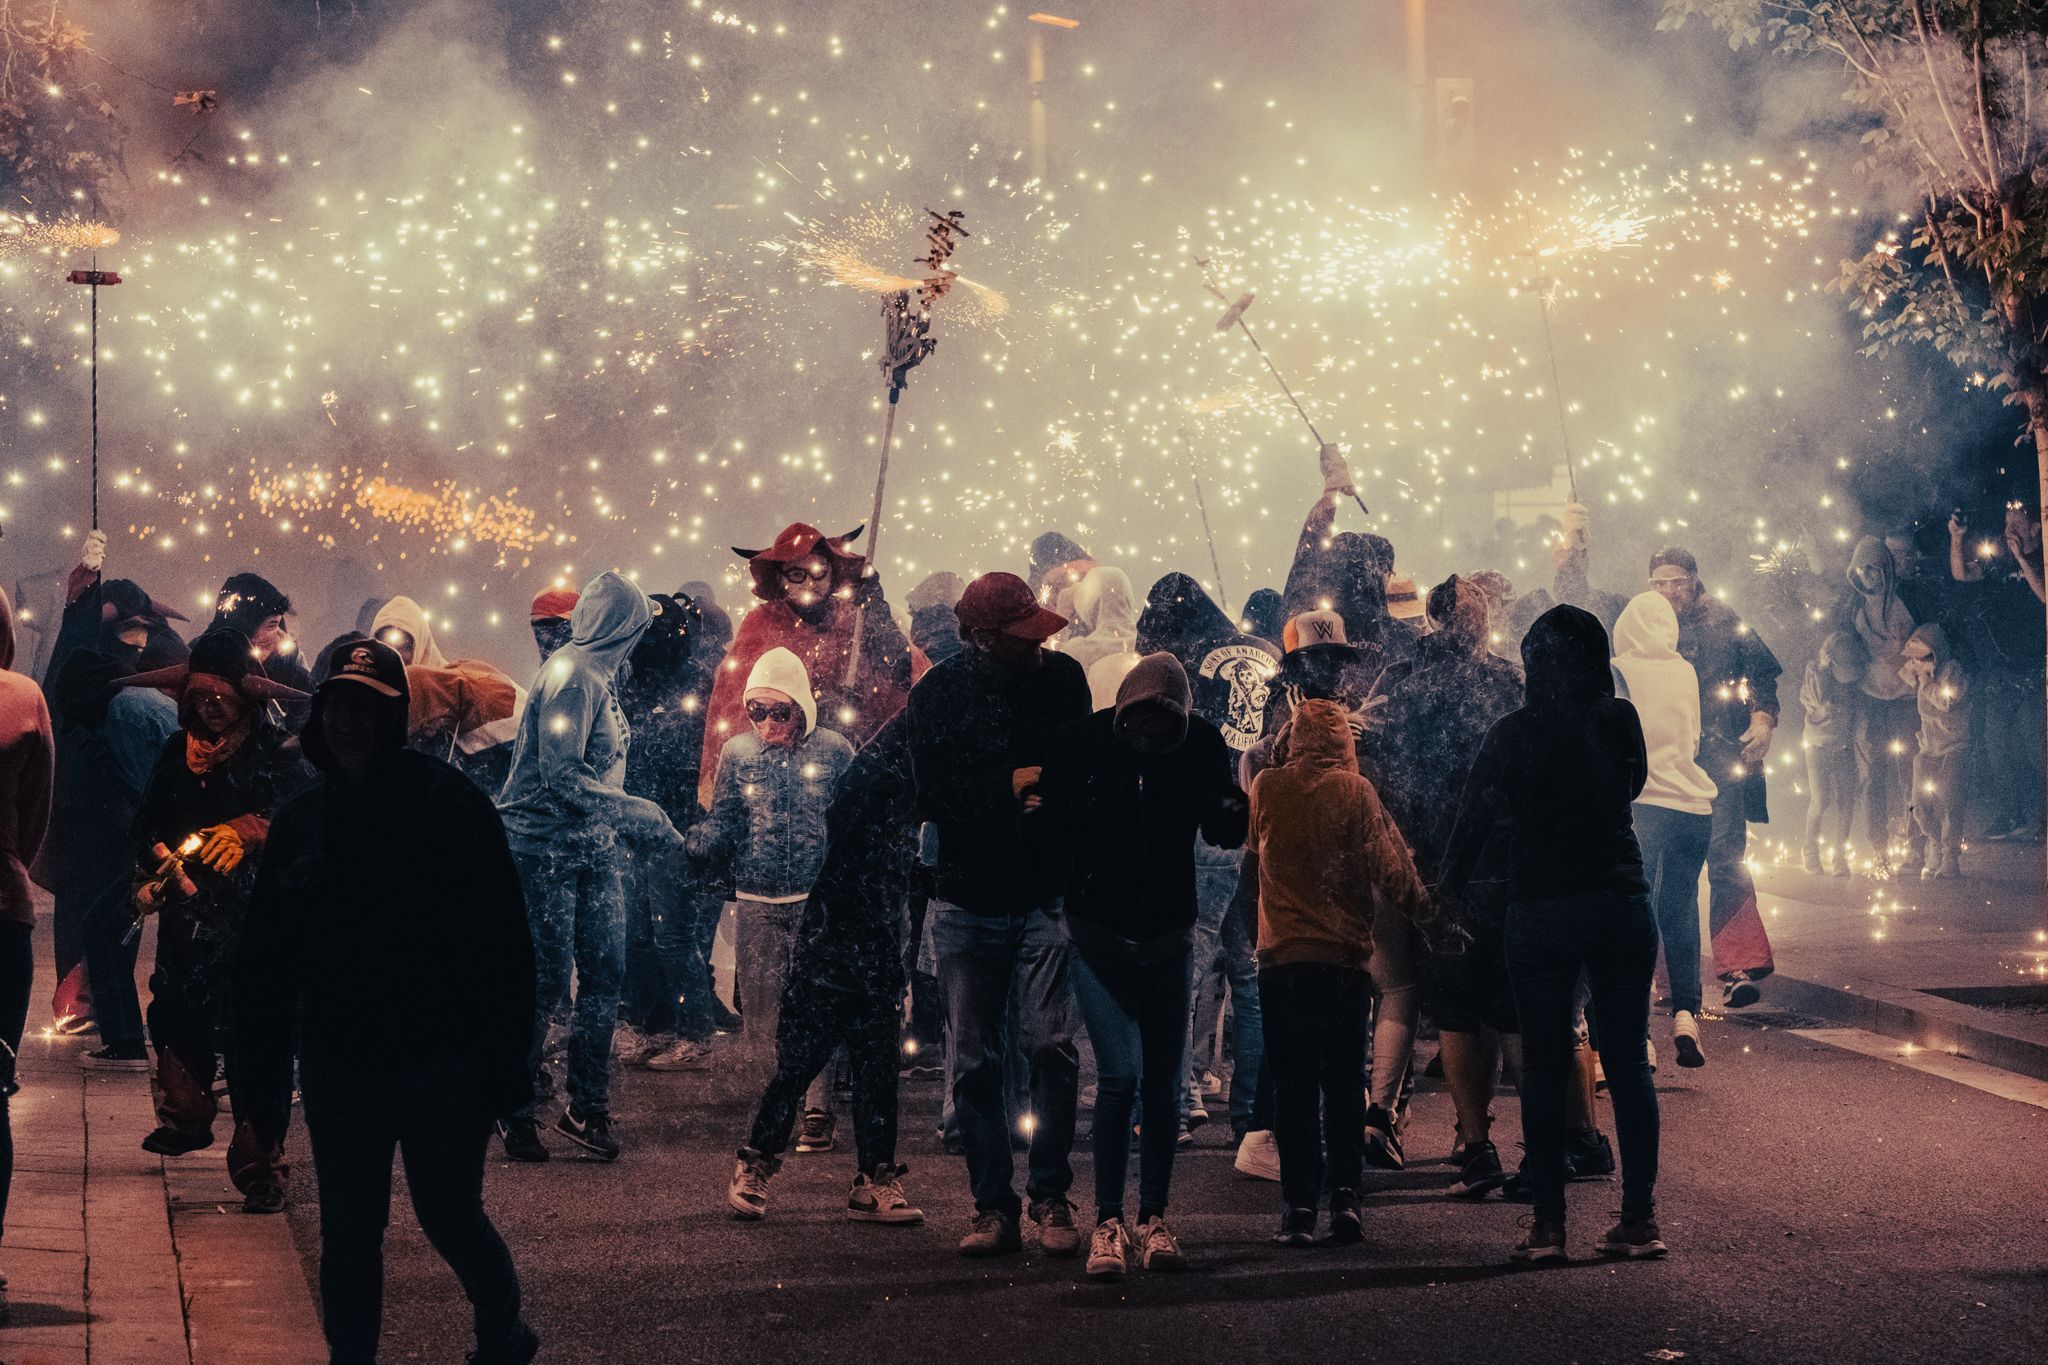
xmin=1911 ymin=0 xmax=1994 ymax=195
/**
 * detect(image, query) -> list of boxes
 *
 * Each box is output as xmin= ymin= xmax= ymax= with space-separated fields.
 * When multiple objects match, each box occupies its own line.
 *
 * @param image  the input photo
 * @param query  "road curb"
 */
xmin=1767 ymin=971 xmax=2048 ymax=1084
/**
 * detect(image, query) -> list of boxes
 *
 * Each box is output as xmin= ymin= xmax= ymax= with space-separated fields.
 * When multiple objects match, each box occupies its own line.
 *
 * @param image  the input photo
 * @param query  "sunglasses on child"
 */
xmin=745 ymin=700 xmax=799 ymax=724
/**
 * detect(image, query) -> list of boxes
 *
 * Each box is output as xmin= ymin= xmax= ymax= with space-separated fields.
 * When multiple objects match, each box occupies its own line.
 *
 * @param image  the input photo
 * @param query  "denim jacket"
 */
xmin=688 ymin=727 xmax=854 ymax=899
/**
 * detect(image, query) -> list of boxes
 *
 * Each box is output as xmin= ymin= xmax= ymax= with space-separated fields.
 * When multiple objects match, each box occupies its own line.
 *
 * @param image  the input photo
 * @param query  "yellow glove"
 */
xmin=196 ymin=824 xmax=247 ymax=875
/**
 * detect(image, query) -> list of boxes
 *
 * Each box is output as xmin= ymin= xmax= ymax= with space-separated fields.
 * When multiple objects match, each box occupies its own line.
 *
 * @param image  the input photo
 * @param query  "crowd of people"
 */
xmin=0 ymin=443 xmax=2041 ymax=1359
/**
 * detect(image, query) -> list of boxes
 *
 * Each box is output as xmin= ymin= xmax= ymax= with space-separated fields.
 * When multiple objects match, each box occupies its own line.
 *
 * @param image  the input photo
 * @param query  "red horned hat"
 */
xmin=732 ymin=522 xmax=866 ymax=602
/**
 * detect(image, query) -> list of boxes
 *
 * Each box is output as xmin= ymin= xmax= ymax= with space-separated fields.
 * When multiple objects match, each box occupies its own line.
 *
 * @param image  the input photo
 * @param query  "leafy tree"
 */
xmin=0 ymin=0 xmax=122 ymax=210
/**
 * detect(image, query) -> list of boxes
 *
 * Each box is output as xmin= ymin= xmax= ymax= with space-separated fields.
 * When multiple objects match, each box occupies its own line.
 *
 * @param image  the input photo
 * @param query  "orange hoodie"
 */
xmin=1248 ymin=698 xmax=1424 ymax=970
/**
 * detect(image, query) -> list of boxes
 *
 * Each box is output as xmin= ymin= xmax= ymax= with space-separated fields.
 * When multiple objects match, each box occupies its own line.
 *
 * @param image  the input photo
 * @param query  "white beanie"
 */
xmin=744 ymin=646 xmax=816 ymax=736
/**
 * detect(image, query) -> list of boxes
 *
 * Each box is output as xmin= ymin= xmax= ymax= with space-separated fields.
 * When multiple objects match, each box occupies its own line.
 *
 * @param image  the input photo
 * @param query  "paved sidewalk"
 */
xmin=2 ymin=912 xmax=325 ymax=1363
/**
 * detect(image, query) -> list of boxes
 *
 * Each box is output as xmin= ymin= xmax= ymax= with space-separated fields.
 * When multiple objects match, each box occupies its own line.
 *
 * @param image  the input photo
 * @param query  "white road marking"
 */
xmin=1790 ymin=1027 xmax=2048 ymax=1111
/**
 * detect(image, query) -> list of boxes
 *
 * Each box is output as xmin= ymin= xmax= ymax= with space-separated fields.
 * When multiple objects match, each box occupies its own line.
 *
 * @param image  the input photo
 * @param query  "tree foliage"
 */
xmin=0 ymin=0 xmax=123 ymax=210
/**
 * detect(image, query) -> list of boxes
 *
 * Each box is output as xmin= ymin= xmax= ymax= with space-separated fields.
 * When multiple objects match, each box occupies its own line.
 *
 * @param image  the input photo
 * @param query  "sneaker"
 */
xmin=467 ymin=1321 xmax=541 ymax=1365
xmin=1323 ymin=1194 xmax=1363 ymax=1247
xmin=848 ymin=1163 xmax=923 ymax=1224
xmin=1449 ymin=1139 xmax=1510 ymax=1198
xmin=1596 ymin=1215 xmax=1669 ymax=1259
xmin=497 ymin=1117 xmax=549 ymax=1163
xmin=1176 ymin=1123 xmax=1196 ymax=1149
xmin=1185 ymin=1100 xmax=1210 ymax=1129
xmin=643 ymin=1037 xmax=715 ymax=1071
xmin=728 ymin=1148 xmax=778 ymax=1219
xmin=1566 ymin=1128 xmax=1615 ymax=1180
xmin=1233 ymin=1128 xmax=1281 ymax=1182
xmin=1673 ymin=1011 xmax=1706 ymax=1068
xmin=1030 ymin=1196 xmax=1083 ymax=1258
xmin=82 ymin=1043 xmax=148 ymax=1070
xmin=796 ymin=1108 xmax=837 ymax=1154
xmin=140 ymin=1127 xmax=214 ymax=1157
xmin=555 ymin=1108 xmax=621 ymax=1161
xmin=1801 ymin=847 xmax=1823 ymax=874
xmin=959 ymin=1209 xmax=1023 ymax=1258
xmin=241 ymin=1181 xmax=285 ymax=1215
xmin=1510 ymin=1217 xmax=1568 ymax=1264
xmin=1362 ymin=1104 xmax=1404 ymax=1170
xmin=1137 ymin=1215 xmax=1186 ymax=1271
xmin=1270 ymin=1207 xmax=1317 ymax=1247
xmin=1200 ymin=1070 xmax=1226 ymax=1098
xmin=1829 ymin=854 xmax=1852 ymax=878
xmin=1722 ymin=972 xmax=1762 ymax=1009
xmin=1086 ymin=1218 xmax=1131 ymax=1280
xmin=610 ymin=1024 xmax=657 ymax=1065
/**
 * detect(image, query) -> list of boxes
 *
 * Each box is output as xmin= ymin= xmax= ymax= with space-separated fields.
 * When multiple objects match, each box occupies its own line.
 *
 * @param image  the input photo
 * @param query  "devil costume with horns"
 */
xmin=697 ymin=523 xmax=927 ymax=807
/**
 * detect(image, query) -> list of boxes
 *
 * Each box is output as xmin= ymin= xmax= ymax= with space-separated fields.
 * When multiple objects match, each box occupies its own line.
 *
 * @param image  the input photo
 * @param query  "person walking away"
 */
xmin=1442 ymin=605 xmax=1664 ymax=1263
xmin=117 ymin=629 xmax=308 ymax=1211
xmin=1249 ymin=697 xmax=1425 ymax=1247
xmin=908 ymin=572 xmax=1091 ymax=1259
xmin=1612 ymin=592 xmax=1719 ymax=1069
xmin=1799 ymin=632 xmax=1867 ymax=875
xmin=1900 ymin=625 xmax=1972 ymax=879
xmin=1649 ymin=548 xmax=1781 ymax=1008
xmin=496 ymin=572 xmax=684 ymax=1163
xmin=690 ymin=647 xmax=854 ymax=1148
xmin=1372 ymin=576 xmax=1525 ymax=1194
xmin=371 ymin=595 xmax=526 ymax=792
xmin=1031 ymin=653 xmax=1247 ymax=1278
xmin=728 ymin=712 xmax=926 ymax=1226
xmin=0 ymin=587 xmax=54 ymax=1313
xmin=1059 ymin=566 xmax=1143 ymax=710
xmin=1841 ymin=537 xmax=1926 ymax=872
xmin=233 ymin=639 xmax=539 ymax=1365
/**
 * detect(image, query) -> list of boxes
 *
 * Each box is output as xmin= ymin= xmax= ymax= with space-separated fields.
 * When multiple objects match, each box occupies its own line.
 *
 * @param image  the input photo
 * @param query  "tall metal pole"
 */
xmin=89 ymin=262 xmax=99 ymax=530
xmin=1029 ymin=28 xmax=1048 ymax=181
xmin=1534 ymin=286 xmax=1579 ymax=503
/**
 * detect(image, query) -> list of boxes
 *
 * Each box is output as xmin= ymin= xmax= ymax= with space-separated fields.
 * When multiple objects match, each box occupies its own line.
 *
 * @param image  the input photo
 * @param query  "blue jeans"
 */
xmin=513 ymin=848 xmax=625 ymax=1118
xmin=930 ymin=902 xmax=1079 ymax=1218
xmin=1504 ymin=893 xmax=1659 ymax=1224
xmin=1634 ymin=805 xmax=1711 ymax=1016
xmin=1069 ymin=936 xmax=1192 ymax=1222
xmin=652 ymin=883 xmax=724 ymax=1044
xmin=1187 ymin=847 xmax=1263 ymax=1133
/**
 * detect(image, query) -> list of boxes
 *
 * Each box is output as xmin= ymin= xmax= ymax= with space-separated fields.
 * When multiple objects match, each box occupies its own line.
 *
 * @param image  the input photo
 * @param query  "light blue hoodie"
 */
xmin=497 ymin=572 xmax=673 ymax=859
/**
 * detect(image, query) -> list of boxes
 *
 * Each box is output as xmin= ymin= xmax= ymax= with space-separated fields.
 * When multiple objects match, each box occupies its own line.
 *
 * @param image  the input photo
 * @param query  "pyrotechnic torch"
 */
xmin=125 ymin=835 xmax=203 ymax=946
xmin=1192 ymin=253 xmax=1369 ymax=517
xmin=65 ymin=264 xmax=122 ymax=535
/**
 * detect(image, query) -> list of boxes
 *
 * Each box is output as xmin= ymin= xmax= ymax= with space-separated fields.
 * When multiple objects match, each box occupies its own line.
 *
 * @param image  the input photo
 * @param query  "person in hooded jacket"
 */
xmin=1372 ymin=576 xmax=1526 ymax=1194
xmin=1027 ymin=531 xmax=1096 ymax=605
xmin=496 ymin=572 xmax=685 ymax=1163
xmin=1441 ymin=605 xmax=1664 ymax=1264
xmin=907 ymin=572 xmax=968 ymax=666
xmin=1239 ymin=588 xmax=1287 ymax=651
xmin=1649 ymin=548 xmax=1781 ymax=1007
xmin=1249 ymin=696 xmax=1426 ymax=1247
xmin=1839 ymin=536 xmax=1927 ymax=872
xmin=1612 ymin=592 xmax=1719 ymax=1069
xmin=1900 ymin=624 xmax=1971 ymax=878
xmin=529 ymin=588 xmax=579 ymax=663
xmin=0 ymin=586 xmax=54 ymax=1278
xmin=42 ymin=529 xmax=191 ymax=700
xmin=728 ymin=711 xmax=926 ymax=1227
xmin=1059 ymin=566 xmax=1143 ymax=711
xmin=1504 ymin=503 xmax=1630 ymax=640
xmin=1030 ymin=653 xmax=1246 ymax=1278
xmin=1799 ymin=631 xmax=1868 ymax=876
xmin=233 ymin=639 xmax=539 ymax=1365
xmin=1279 ymin=446 xmax=1416 ymax=682
xmin=370 ymin=595 xmax=526 ymax=792
xmin=211 ymin=572 xmax=315 ymax=716
xmin=117 ymin=628 xmax=309 ymax=1211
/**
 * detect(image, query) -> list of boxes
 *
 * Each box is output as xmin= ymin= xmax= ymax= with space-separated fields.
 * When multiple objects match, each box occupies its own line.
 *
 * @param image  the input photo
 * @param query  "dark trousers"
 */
xmin=303 ymin=1057 xmax=523 ymax=1365
xmin=1258 ymin=962 xmax=1370 ymax=1211
xmin=1704 ymin=782 xmax=1772 ymax=982
xmin=1635 ymin=804 xmax=1712 ymax=1015
xmin=0 ymin=921 xmax=32 ymax=1242
xmin=747 ymin=975 xmax=902 ymax=1172
xmin=903 ymin=894 xmax=944 ymax=1054
xmin=1069 ymin=938 xmax=1192 ymax=1221
xmin=1505 ymin=893 xmax=1660 ymax=1224
xmin=82 ymin=880 xmax=145 ymax=1049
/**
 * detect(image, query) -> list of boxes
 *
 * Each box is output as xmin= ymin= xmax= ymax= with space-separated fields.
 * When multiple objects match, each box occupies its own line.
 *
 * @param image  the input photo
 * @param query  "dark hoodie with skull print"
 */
xmin=1134 ymin=573 xmax=1280 ymax=756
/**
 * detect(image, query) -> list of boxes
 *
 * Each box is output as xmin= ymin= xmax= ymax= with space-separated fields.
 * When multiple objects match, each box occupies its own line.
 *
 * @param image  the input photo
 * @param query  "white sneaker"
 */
xmin=848 ymin=1165 xmax=924 ymax=1225
xmin=1086 ymin=1219 xmax=1131 ymax=1280
xmin=728 ymin=1149 xmax=776 ymax=1220
xmin=1137 ymin=1215 xmax=1186 ymax=1272
xmin=1673 ymin=1011 xmax=1706 ymax=1068
xmin=643 ymin=1038 xmax=715 ymax=1071
xmin=1233 ymin=1129 xmax=1281 ymax=1182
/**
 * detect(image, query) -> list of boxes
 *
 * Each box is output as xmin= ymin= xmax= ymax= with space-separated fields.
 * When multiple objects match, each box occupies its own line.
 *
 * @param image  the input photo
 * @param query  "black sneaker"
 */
xmin=1722 ymin=971 xmax=1762 ymax=1009
xmin=1510 ymin=1216 xmax=1568 ymax=1264
xmin=796 ymin=1108 xmax=837 ymax=1154
xmin=497 ymin=1117 xmax=549 ymax=1163
xmin=1323 ymin=1193 xmax=1363 ymax=1246
xmin=468 ymin=1321 xmax=541 ymax=1365
xmin=1596 ymin=1215 xmax=1669 ymax=1259
xmin=82 ymin=1042 xmax=149 ymax=1070
xmin=1448 ymin=1139 xmax=1510 ymax=1198
xmin=555 ymin=1108 xmax=621 ymax=1161
xmin=1362 ymin=1104 xmax=1404 ymax=1171
xmin=1270 ymin=1207 xmax=1317 ymax=1247
xmin=140 ymin=1126 xmax=214 ymax=1157
xmin=240 ymin=1181 xmax=285 ymax=1215
xmin=1566 ymin=1128 xmax=1615 ymax=1180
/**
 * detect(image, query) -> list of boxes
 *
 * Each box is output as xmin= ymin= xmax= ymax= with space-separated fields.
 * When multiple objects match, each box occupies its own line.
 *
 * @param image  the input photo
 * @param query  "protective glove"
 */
xmin=195 ymin=824 xmax=247 ymax=875
xmin=1737 ymin=713 xmax=1775 ymax=766
xmin=82 ymin=527 xmax=107 ymax=572
xmin=1319 ymin=442 xmax=1355 ymax=498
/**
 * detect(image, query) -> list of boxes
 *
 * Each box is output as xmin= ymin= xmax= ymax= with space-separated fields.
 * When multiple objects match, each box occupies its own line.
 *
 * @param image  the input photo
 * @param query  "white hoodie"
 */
xmin=1060 ymin=566 xmax=1142 ymax=710
xmin=1611 ymin=592 xmax=1718 ymax=817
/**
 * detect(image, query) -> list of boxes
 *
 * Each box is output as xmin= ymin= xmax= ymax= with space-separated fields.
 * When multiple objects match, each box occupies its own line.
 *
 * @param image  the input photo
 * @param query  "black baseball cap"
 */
xmin=320 ymin=637 xmax=409 ymax=701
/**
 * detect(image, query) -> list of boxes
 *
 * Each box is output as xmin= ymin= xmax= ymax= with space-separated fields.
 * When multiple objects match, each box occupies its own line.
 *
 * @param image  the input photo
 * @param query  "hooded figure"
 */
xmin=906 ymin=572 xmax=968 ymax=666
xmin=1136 ymin=573 xmax=1280 ymax=754
xmin=1028 ymin=531 xmax=1096 ymax=601
xmin=1061 ymin=566 xmax=1143 ymax=709
xmin=1843 ymin=537 xmax=1918 ymax=703
xmin=698 ymin=523 xmax=927 ymax=805
xmin=211 ymin=572 xmax=314 ymax=703
xmin=530 ymin=587 xmax=580 ymax=663
xmin=232 ymin=639 xmax=539 ymax=1360
xmin=0 ymin=588 xmax=53 ymax=1253
xmin=1837 ymin=536 xmax=1924 ymax=868
xmin=1902 ymin=623 xmax=1971 ymax=878
xmin=1240 ymin=588 xmax=1287 ymax=650
xmin=372 ymin=596 xmax=526 ymax=780
xmin=1610 ymin=593 xmax=1717 ymax=819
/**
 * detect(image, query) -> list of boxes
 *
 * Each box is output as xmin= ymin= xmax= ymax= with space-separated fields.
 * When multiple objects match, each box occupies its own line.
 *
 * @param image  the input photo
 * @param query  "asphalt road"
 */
xmin=282 ymin=1007 xmax=2048 ymax=1365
